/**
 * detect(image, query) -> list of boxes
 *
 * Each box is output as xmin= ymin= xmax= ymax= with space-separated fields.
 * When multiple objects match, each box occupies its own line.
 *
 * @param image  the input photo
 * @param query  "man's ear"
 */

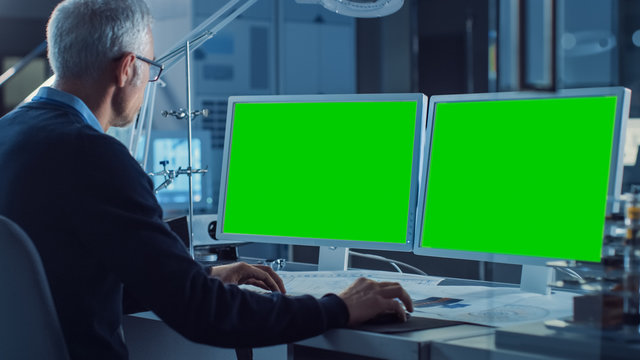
xmin=115 ymin=53 xmax=136 ymax=87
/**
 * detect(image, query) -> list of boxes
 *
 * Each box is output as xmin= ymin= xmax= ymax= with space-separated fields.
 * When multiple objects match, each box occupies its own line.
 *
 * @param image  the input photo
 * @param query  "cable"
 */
xmin=553 ymin=266 xmax=584 ymax=281
xmin=388 ymin=262 xmax=403 ymax=273
xmin=348 ymin=250 xmax=429 ymax=276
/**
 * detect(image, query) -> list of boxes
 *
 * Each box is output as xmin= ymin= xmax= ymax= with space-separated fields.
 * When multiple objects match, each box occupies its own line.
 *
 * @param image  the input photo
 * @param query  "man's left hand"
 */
xmin=208 ymin=262 xmax=286 ymax=294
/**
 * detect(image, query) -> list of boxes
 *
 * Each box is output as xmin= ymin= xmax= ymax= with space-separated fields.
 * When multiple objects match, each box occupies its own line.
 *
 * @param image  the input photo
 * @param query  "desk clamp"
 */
xmin=148 ymin=160 xmax=208 ymax=194
xmin=161 ymin=108 xmax=209 ymax=120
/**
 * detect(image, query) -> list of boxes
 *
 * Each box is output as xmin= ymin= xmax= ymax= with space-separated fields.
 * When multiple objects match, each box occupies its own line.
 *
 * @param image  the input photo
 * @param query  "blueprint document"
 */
xmin=275 ymin=271 xmax=576 ymax=328
xmin=410 ymin=285 xmax=576 ymax=327
xmin=276 ymin=270 xmax=444 ymax=298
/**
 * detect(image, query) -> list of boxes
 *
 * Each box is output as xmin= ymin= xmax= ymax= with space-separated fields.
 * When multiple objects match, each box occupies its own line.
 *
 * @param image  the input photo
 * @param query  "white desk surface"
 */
xmin=128 ymin=268 xmax=582 ymax=360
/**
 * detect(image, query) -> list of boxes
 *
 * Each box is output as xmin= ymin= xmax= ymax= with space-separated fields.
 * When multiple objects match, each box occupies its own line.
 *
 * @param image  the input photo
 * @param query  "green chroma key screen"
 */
xmin=222 ymin=100 xmax=418 ymax=243
xmin=421 ymin=96 xmax=618 ymax=262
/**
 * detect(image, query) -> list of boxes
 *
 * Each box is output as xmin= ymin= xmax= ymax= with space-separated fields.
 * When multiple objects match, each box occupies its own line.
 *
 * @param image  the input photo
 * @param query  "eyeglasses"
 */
xmin=135 ymin=54 xmax=164 ymax=82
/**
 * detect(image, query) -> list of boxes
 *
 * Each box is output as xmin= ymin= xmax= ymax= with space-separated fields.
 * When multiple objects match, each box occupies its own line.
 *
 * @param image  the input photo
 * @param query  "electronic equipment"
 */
xmin=216 ymin=93 xmax=427 ymax=258
xmin=414 ymin=87 xmax=631 ymax=292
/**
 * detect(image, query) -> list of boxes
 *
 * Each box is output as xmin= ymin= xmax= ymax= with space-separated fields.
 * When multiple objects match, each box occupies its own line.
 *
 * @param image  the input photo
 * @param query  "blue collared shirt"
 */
xmin=31 ymin=86 xmax=104 ymax=133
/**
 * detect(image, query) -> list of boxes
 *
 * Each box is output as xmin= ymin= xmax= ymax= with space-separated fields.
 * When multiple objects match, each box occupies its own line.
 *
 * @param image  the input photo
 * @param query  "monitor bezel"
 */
xmin=216 ymin=93 xmax=428 ymax=251
xmin=413 ymin=87 xmax=631 ymax=265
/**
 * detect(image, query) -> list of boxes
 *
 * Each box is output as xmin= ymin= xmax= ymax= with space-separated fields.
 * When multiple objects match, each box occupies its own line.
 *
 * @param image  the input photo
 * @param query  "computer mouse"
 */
xmin=364 ymin=312 xmax=411 ymax=325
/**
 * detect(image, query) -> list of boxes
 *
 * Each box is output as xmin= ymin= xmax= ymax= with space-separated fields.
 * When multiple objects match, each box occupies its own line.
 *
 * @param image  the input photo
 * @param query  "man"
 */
xmin=0 ymin=0 xmax=412 ymax=359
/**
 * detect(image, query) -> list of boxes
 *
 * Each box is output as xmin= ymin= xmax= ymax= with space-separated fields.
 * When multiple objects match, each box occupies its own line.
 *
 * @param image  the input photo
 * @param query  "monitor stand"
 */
xmin=318 ymin=246 xmax=349 ymax=271
xmin=520 ymin=264 xmax=554 ymax=295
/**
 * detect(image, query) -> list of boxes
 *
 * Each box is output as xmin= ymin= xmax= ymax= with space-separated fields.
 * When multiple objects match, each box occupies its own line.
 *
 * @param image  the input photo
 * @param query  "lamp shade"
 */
xmin=295 ymin=0 xmax=404 ymax=18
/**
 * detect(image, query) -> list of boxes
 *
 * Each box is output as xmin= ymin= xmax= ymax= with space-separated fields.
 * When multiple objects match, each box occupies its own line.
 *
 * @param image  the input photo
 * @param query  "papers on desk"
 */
xmin=411 ymin=286 xmax=576 ymax=328
xmin=277 ymin=270 xmax=444 ymax=298
xmin=275 ymin=271 xmax=576 ymax=328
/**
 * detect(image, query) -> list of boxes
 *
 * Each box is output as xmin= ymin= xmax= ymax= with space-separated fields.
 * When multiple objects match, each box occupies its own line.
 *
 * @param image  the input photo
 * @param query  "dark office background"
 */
xmin=2 ymin=0 xmax=639 ymax=114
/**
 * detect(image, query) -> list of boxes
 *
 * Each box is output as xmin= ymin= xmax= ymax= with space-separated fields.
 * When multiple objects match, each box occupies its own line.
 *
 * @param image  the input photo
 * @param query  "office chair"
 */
xmin=0 ymin=215 xmax=70 ymax=360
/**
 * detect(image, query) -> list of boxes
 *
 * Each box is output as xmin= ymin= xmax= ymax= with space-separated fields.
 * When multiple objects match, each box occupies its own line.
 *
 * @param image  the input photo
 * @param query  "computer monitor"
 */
xmin=216 ymin=93 xmax=427 ymax=258
xmin=414 ymin=87 xmax=631 ymax=292
xmin=147 ymin=130 xmax=216 ymax=216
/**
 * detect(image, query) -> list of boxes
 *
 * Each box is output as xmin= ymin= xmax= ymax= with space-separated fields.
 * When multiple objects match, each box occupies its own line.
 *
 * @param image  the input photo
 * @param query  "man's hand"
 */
xmin=208 ymin=262 xmax=286 ymax=294
xmin=339 ymin=277 xmax=413 ymax=326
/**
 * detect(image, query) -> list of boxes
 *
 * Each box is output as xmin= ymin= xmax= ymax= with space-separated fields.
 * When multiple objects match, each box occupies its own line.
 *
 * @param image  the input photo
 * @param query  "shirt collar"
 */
xmin=32 ymin=87 xmax=104 ymax=133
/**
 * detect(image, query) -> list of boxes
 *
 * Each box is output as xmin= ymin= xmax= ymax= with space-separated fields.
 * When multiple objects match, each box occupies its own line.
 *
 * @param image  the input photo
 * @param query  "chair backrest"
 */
xmin=0 ymin=215 xmax=70 ymax=360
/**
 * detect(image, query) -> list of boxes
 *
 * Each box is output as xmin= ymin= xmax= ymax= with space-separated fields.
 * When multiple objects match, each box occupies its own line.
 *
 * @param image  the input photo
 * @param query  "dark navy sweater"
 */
xmin=0 ymin=98 xmax=348 ymax=359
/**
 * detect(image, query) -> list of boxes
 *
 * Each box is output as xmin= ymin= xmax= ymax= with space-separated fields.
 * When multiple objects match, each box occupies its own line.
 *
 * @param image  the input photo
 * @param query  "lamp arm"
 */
xmin=157 ymin=0 xmax=259 ymax=73
xmin=132 ymin=0 xmax=258 ymax=165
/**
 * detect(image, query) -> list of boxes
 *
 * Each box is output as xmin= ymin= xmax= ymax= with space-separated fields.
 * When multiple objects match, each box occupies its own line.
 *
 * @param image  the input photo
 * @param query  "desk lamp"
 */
xmin=131 ymin=0 xmax=405 ymax=257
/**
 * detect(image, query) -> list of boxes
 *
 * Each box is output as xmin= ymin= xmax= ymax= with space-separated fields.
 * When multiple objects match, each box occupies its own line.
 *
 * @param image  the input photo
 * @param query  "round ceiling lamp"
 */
xmin=295 ymin=0 xmax=404 ymax=18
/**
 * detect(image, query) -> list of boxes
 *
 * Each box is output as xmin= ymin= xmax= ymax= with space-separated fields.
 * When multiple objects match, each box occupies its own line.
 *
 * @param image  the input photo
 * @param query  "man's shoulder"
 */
xmin=74 ymin=129 xmax=144 ymax=174
xmin=2 ymin=103 xmax=139 ymax=169
xmin=1 ymin=101 xmax=88 ymax=140
xmin=79 ymin=127 xmax=129 ymax=151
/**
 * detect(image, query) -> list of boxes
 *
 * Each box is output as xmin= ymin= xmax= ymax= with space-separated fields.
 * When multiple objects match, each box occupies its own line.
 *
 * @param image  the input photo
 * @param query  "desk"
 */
xmin=123 ymin=313 xmax=287 ymax=360
xmin=295 ymin=324 xmax=492 ymax=360
xmin=431 ymin=333 xmax=563 ymax=360
xmin=124 ymin=312 xmax=492 ymax=360
xmin=431 ymin=322 xmax=640 ymax=360
xmin=494 ymin=321 xmax=640 ymax=359
xmin=123 ymin=268 xmax=570 ymax=360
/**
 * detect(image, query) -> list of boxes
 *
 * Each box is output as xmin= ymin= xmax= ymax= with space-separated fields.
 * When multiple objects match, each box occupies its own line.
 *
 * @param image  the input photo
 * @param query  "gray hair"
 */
xmin=47 ymin=0 xmax=152 ymax=82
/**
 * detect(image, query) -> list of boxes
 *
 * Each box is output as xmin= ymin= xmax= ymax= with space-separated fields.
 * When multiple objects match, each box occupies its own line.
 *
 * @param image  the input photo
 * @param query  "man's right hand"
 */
xmin=338 ymin=277 xmax=413 ymax=326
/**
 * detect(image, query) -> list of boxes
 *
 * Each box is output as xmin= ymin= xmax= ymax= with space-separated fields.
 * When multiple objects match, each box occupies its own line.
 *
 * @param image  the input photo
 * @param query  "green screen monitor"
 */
xmin=414 ymin=87 xmax=631 ymax=266
xmin=216 ymin=93 xmax=427 ymax=251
